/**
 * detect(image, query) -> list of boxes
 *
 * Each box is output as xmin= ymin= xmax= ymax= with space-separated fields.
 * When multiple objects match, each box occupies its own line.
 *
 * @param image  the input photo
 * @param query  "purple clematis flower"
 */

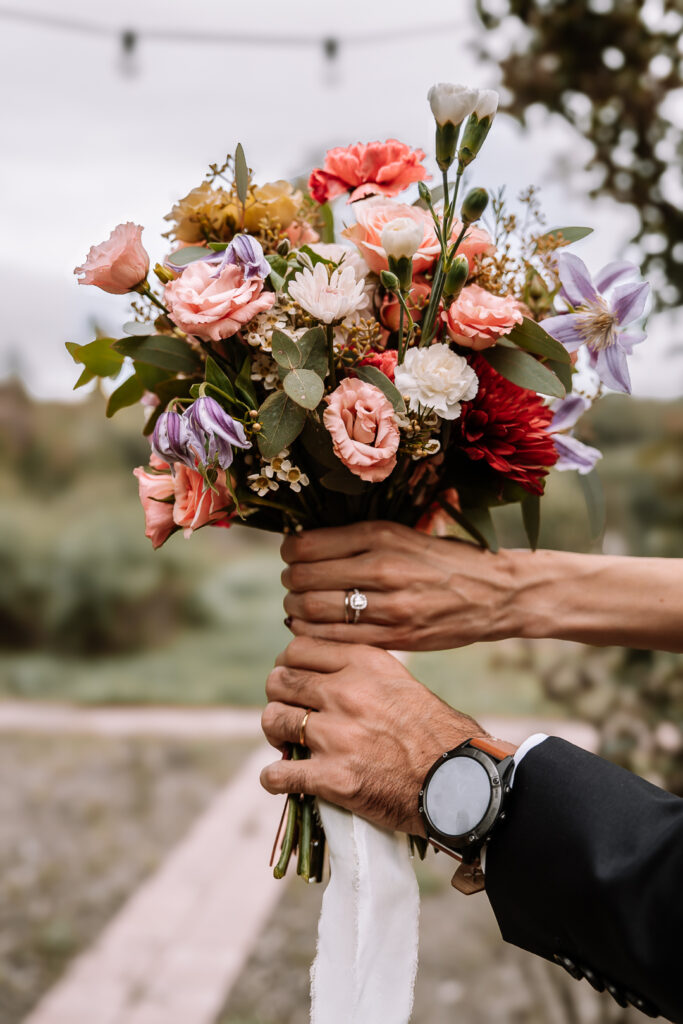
xmin=152 ymin=409 xmax=199 ymax=470
xmin=214 ymin=234 xmax=270 ymax=281
xmin=186 ymin=396 xmax=251 ymax=470
xmin=542 ymin=253 xmax=649 ymax=394
xmin=549 ymin=394 xmax=602 ymax=475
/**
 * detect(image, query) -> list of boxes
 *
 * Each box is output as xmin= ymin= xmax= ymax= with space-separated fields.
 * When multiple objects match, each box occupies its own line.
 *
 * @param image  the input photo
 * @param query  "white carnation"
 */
xmin=427 ymin=83 xmax=478 ymax=127
xmin=289 ymin=261 xmax=366 ymax=324
xmin=394 ymin=343 xmax=478 ymax=420
xmin=473 ymin=89 xmax=499 ymax=120
xmin=381 ymin=217 xmax=424 ymax=261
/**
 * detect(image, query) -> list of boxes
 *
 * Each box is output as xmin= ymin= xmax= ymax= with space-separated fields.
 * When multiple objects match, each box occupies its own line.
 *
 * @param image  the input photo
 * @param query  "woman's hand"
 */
xmin=260 ymin=636 xmax=489 ymax=834
xmin=281 ymin=521 xmax=521 ymax=651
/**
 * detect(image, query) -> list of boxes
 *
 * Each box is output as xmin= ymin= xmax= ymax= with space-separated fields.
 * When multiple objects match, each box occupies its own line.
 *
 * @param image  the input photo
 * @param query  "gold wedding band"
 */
xmin=299 ymin=707 xmax=313 ymax=747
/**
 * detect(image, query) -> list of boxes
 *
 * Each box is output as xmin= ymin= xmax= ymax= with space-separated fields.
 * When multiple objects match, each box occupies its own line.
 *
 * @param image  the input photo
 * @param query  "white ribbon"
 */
xmin=310 ymin=800 xmax=420 ymax=1024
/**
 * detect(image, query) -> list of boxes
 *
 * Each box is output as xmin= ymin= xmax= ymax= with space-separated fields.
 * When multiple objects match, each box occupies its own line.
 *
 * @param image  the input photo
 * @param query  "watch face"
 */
xmin=424 ymin=756 xmax=491 ymax=838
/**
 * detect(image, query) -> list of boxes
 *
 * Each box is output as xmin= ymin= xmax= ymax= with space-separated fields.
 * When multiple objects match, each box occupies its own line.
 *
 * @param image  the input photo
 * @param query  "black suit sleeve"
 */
xmin=485 ymin=737 xmax=683 ymax=1022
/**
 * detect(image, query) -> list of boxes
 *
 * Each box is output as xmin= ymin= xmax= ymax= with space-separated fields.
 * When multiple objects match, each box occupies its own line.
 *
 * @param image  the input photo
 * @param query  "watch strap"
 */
xmin=469 ymin=734 xmax=518 ymax=761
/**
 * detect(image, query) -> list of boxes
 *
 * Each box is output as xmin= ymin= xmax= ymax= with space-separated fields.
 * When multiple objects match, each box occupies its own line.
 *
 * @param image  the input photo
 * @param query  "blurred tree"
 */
xmin=476 ymin=0 xmax=683 ymax=307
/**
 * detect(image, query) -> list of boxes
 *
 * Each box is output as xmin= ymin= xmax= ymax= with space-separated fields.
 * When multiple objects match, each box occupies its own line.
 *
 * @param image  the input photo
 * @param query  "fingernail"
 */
xmin=284 ymin=616 xmax=293 ymax=628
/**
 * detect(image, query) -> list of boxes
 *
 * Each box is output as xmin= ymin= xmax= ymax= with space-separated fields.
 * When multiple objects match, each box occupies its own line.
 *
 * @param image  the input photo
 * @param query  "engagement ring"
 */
xmin=345 ymin=588 xmax=368 ymax=624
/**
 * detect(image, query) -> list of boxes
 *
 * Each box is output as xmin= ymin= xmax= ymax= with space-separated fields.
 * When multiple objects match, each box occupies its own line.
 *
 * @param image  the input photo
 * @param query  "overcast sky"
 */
xmin=1 ymin=0 xmax=681 ymax=400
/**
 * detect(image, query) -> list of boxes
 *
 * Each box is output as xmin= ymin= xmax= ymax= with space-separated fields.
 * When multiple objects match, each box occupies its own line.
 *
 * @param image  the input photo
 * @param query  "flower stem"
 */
xmin=297 ymin=795 xmax=314 ymax=880
xmin=137 ymin=281 xmax=170 ymax=316
xmin=273 ymin=794 xmax=299 ymax=879
xmin=398 ymin=302 xmax=405 ymax=364
xmin=326 ymin=323 xmax=337 ymax=388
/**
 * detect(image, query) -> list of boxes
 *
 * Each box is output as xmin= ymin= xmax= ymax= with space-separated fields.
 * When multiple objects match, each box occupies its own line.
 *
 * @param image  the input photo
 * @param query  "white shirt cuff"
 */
xmin=480 ymin=734 xmax=548 ymax=875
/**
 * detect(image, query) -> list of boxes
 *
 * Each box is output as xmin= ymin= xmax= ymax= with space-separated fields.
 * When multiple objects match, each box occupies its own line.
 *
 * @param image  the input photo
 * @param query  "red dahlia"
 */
xmin=456 ymin=354 xmax=558 ymax=495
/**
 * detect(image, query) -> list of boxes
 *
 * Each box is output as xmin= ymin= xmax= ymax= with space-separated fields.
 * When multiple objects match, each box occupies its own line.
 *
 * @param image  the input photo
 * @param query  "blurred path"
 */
xmin=23 ymin=744 xmax=287 ymax=1024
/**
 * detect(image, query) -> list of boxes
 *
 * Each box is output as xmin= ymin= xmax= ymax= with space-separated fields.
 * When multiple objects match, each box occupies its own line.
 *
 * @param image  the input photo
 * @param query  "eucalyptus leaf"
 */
xmin=578 ymin=469 xmax=606 ymax=542
xmin=537 ymin=225 xmax=593 ymax=247
xmin=320 ymin=466 xmax=366 ymax=495
xmin=545 ymin=357 xmax=574 ymax=393
xmin=165 ymin=246 xmax=211 ymax=268
xmin=298 ymin=327 xmax=328 ymax=377
xmin=508 ymin=318 xmax=570 ymax=363
xmin=480 ymin=346 xmax=565 ymax=399
xmin=106 ymin=372 xmax=144 ymax=418
xmin=284 ymin=368 xmax=324 ymax=410
xmin=66 ymin=338 xmax=124 ymax=383
xmin=521 ymin=492 xmax=541 ymax=551
xmin=257 ymin=390 xmax=306 ymax=459
xmin=123 ymin=321 xmax=156 ymax=337
xmin=112 ymin=335 xmax=202 ymax=375
xmin=354 ymin=365 xmax=406 ymax=413
xmin=271 ymin=330 xmax=302 ymax=371
xmin=235 ymin=143 xmax=249 ymax=206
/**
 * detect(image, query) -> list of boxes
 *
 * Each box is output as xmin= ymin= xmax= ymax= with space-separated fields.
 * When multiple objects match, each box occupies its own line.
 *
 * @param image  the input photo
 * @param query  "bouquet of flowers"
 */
xmin=71 ymin=81 xmax=650 ymax=881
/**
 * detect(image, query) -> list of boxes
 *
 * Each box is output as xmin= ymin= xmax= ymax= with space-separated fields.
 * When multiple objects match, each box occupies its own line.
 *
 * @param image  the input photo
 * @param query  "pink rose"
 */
xmin=343 ymin=199 xmax=441 ymax=275
xmin=309 ymin=140 xmax=428 ymax=204
xmin=133 ymin=466 xmax=175 ymax=549
xmin=380 ymin=275 xmax=432 ymax=332
xmin=323 ymin=378 xmax=400 ymax=483
xmin=451 ymin=222 xmax=495 ymax=266
xmin=444 ymin=283 xmax=524 ymax=350
xmin=164 ymin=261 xmax=275 ymax=343
xmin=172 ymin=464 xmax=233 ymax=534
xmin=74 ymin=222 xmax=150 ymax=294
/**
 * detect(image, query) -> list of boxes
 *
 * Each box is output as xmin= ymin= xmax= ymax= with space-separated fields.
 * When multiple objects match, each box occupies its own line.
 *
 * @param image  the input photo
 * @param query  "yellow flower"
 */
xmin=164 ymin=182 xmax=238 ymax=243
xmin=243 ymin=180 xmax=302 ymax=233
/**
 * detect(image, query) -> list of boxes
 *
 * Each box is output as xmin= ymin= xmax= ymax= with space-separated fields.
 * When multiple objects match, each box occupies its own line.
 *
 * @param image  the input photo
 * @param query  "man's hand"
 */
xmin=260 ymin=636 xmax=489 ymax=835
xmin=280 ymin=521 xmax=522 ymax=651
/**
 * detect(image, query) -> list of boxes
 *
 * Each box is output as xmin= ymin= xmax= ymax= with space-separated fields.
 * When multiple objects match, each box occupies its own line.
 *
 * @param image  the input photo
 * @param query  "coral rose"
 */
xmin=343 ymin=199 xmax=441 ymax=275
xmin=74 ymin=222 xmax=149 ymax=295
xmin=323 ymin=378 xmax=400 ymax=482
xmin=172 ymin=465 xmax=233 ymax=535
xmin=309 ymin=140 xmax=428 ymax=204
xmin=165 ymin=261 xmax=275 ymax=342
xmin=444 ymin=283 xmax=523 ymax=350
xmin=133 ymin=466 xmax=175 ymax=549
xmin=359 ymin=349 xmax=399 ymax=382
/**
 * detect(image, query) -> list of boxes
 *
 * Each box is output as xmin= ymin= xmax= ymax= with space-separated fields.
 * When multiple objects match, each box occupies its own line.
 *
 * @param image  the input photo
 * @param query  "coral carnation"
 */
xmin=455 ymin=355 xmax=558 ymax=495
xmin=309 ymin=140 xmax=428 ymax=204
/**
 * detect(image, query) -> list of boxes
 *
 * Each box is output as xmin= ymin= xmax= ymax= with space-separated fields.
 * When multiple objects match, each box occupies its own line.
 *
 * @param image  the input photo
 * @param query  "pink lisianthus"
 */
xmin=444 ymin=283 xmax=524 ymax=349
xmin=380 ymin=275 xmax=432 ymax=332
xmin=172 ymin=464 xmax=234 ymax=535
xmin=343 ymin=199 xmax=441 ymax=275
xmin=359 ymin=349 xmax=399 ymax=382
xmin=164 ymin=261 xmax=275 ymax=343
xmin=323 ymin=378 xmax=399 ymax=482
xmin=74 ymin=222 xmax=149 ymax=295
xmin=133 ymin=465 xmax=175 ymax=549
xmin=309 ymin=140 xmax=428 ymax=204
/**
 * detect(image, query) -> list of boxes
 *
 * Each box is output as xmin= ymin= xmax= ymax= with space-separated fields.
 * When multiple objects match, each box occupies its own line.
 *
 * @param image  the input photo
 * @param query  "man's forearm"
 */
xmin=507 ymin=549 xmax=683 ymax=652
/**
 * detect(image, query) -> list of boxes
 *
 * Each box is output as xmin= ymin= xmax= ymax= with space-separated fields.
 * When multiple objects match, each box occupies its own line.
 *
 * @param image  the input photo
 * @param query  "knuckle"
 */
xmin=260 ymin=701 xmax=279 ymax=735
xmin=265 ymin=665 xmax=285 ymax=699
xmin=281 ymin=566 xmax=292 ymax=589
xmin=287 ymin=564 xmax=304 ymax=591
xmin=301 ymin=592 xmax=322 ymax=619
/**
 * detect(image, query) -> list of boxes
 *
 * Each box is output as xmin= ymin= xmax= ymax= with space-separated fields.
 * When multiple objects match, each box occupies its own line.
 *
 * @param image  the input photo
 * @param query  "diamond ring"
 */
xmin=345 ymin=588 xmax=368 ymax=624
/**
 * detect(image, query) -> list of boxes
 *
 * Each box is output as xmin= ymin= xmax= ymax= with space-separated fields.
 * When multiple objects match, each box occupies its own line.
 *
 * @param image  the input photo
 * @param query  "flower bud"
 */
xmin=474 ymin=90 xmax=499 ymax=120
xmin=458 ymin=90 xmax=499 ymax=168
xmin=461 ymin=187 xmax=489 ymax=225
xmin=442 ymin=254 xmax=469 ymax=304
xmin=380 ymin=270 xmax=400 ymax=291
xmin=417 ymin=181 xmax=432 ymax=205
xmin=276 ymin=238 xmax=291 ymax=256
xmin=153 ymin=262 xmax=176 ymax=285
xmin=428 ymin=83 xmax=478 ymax=128
xmin=381 ymin=218 xmax=423 ymax=261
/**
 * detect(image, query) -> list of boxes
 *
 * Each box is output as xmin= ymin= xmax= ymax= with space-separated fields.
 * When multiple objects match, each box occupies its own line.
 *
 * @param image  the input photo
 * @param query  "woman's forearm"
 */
xmin=508 ymin=550 xmax=683 ymax=653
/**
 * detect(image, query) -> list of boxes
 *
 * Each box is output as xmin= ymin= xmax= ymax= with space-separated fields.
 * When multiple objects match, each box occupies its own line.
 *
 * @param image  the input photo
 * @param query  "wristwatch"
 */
xmin=418 ymin=736 xmax=516 ymax=890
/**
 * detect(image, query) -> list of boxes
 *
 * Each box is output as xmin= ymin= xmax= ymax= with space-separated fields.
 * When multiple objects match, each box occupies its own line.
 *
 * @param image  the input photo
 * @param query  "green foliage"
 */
xmin=234 ymin=143 xmax=249 ymax=206
xmin=165 ymin=246 xmax=210 ymax=268
xmin=269 ymin=328 xmax=327 ymax=412
xmin=480 ymin=345 xmax=566 ymax=398
xmin=521 ymin=492 xmax=541 ymax=550
xmin=508 ymin=318 xmax=570 ymax=363
xmin=106 ymin=373 xmax=144 ymax=418
xmin=256 ymin=391 xmax=306 ymax=459
xmin=354 ymin=365 xmax=407 ymax=413
xmin=537 ymin=225 xmax=593 ymax=247
xmin=65 ymin=338 xmax=124 ymax=386
xmin=112 ymin=335 xmax=202 ymax=375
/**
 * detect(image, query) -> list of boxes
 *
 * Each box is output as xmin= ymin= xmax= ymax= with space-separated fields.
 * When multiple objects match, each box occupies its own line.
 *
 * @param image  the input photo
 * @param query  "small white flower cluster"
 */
xmin=248 ymin=449 xmax=310 ymax=497
xmin=244 ymin=295 xmax=309 ymax=352
xmin=250 ymin=350 xmax=280 ymax=391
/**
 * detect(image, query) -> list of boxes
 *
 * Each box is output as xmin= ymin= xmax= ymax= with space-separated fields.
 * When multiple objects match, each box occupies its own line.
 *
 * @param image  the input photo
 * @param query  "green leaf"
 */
xmin=235 ymin=354 xmax=258 ymax=407
xmin=133 ymin=363 xmax=172 ymax=391
xmin=460 ymin=505 xmax=499 ymax=552
xmin=521 ymin=492 xmax=540 ymax=551
xmin=235 ymin=143 xmax=249 ymax=206
xmin=106 ymin=372 xmax=144 ymax=418
xmin=265 ymin=253 xmax=287 ymax=291
xmin=284 ymin=368 xmax=324 ymax=410
xmin=298 ymin=244 xmax=336 ymax=268
xmin=300 ymin=413 xmax=339 ymax=468
xmin=205 ymin=356 xmax=237 ymax=401
xmin=480 ymin=346 xmax=565 ymax=399
xmin=578 ymin=469 xmax=605 ymax=541
xmin=545 ymin=357 xmax=574 ymax=393
xmin=320 ymin=466 xmax=366 ymax=494
xmin=74 ymin=366 xmax=95 ymax=388
xmin=271 ymin=330 xmax=302 ymax=371
xmin=208 ymin=242 xmax=229 ymax=251
xmin=112 ymin=335 xmax=202 ymax=375
xmin=508 ymin=318 xmax=570 ymax=363
xmin=123 ymin=320 xmax=156 ymax=337
xmin=257 ymin=390 xmax=306 ymax=459
xmin=66 ymin=338 xmax=124 ymax=383
xmin=142 ymin=378 xmax=196 ymax=435
xmin=165 ymin=246 xmax=211 ymax=268
xmin=297 ymin=327 xmax=328 ymax=377
xmin=320 ymin=202 xmax=335 ymax=244
xmin=354 ymin=365 xmax=406 ymax=413
xmin=537 ymin=225 xmax=593 ymax=247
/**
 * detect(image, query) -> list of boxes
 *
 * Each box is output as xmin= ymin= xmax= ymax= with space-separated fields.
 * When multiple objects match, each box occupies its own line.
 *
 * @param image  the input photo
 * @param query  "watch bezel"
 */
xmin=419 ymin=745 xmax=506 ymax=851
